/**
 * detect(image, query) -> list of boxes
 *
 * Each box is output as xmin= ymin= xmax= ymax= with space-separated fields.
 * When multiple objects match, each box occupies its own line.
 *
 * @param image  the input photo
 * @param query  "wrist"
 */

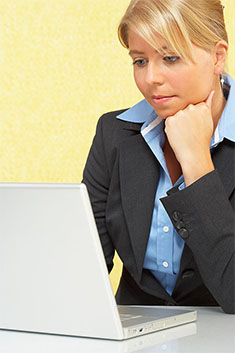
xmin=182 ymin=156 xmax=215 ymax=186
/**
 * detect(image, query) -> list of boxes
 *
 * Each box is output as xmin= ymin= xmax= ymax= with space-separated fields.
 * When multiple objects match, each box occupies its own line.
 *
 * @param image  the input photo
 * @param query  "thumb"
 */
xmin=205 ymin=90 xmax=215 ymax=110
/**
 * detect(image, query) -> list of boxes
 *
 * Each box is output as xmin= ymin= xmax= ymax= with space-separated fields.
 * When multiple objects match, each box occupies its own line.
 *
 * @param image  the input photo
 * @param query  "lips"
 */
xmin=151 ymin=95 xmax=175 ymax=105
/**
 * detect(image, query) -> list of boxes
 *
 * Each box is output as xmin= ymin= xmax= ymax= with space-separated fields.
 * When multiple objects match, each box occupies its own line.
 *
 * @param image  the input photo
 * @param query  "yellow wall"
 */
xmin=0 ymin=0 xmax=234 ymax=293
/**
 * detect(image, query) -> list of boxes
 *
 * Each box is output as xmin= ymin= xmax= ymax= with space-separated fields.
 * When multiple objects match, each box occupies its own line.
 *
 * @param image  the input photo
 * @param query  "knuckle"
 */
xmin=200 ymin=105 xmax=208 ymax=114
xmin=199 ymin=102 xmax=207 ymax=109
xmin=165 ymin=116 xmax=174 ymax=130
xmin=165 ymin=119 xmax=170 ymax=129
xmin=175 ymin=110 xmax=183 ymax=117
xmin=188 ymin=104 xmax=194 ymax=111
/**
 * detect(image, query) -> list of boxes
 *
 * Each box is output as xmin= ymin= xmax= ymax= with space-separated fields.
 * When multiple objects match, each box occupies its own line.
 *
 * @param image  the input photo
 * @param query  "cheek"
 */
xmin=167 ymin=72 xmax=184 ymax=89
xmin=177 ymin=60 xmax=214 ymax=98
xmin=133 ymin=71 xmax=143 ymax=91
xmin=172 ymin=68 xmax=204 ymax=98
xmin=162 ymin=65 xmax=192 ymax=92
xmin=182 ymin=71 xmax=214 ymax=101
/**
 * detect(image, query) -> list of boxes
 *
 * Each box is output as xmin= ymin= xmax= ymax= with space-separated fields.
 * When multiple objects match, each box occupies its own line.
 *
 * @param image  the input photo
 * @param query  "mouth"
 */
xmin=151 ymin=95 xmax=176 ymax=105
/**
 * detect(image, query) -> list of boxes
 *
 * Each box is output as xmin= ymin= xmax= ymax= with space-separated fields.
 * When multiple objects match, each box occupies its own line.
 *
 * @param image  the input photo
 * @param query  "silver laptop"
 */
xmin=0 ymin=183 xmax=197 ymax=340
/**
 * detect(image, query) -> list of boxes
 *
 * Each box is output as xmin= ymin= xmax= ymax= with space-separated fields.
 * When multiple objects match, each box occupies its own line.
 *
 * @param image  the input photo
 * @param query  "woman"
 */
xmin=83 ymin=0 xmax=235 ymax=314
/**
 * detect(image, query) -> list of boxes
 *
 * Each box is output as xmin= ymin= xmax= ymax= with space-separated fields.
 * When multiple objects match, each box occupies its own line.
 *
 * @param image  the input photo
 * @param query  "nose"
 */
xmin=145 ymin=61 xmax=164 ymax=85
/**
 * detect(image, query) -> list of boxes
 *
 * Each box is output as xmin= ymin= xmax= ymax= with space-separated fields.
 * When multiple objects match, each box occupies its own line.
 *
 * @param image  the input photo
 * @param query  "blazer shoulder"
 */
xmin=101 ymin=108 xmax=129 ymax=119
xmin=97 ymin=108 xmax=143 ymax=133
xmin=91 ymin=108 xmax=143 ymax=168
xmin=98 ymin=108 xmax=129 ymax=129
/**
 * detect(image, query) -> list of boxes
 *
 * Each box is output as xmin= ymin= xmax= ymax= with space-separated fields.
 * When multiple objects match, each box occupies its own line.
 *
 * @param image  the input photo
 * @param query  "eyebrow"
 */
xmin=128 ymin=50 xmax=145 ymax=56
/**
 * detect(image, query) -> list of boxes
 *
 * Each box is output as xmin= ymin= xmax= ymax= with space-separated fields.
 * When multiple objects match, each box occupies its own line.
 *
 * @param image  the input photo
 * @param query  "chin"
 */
xmin=150 ymin=100 xmax=185 ymax=119
xmin=153 ymin=108 xmax=179 ymax=119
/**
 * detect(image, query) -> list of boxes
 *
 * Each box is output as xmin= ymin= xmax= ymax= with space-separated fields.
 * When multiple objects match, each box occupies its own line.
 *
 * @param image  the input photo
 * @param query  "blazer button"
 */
xmin=178 ymin=228 xmax=189 ymax=239
xmin=175 ymin=220 xmax=185 ymax=230
xmin=172 ymin=211 xmax=182 ymax=221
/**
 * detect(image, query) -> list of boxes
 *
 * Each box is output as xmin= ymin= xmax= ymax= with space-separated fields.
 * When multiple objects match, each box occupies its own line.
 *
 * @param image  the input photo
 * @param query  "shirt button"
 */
xmin=163 ymin=226 xmax=169 ymax=233
xmin=163 ymin=261 xmax=169 ymax=268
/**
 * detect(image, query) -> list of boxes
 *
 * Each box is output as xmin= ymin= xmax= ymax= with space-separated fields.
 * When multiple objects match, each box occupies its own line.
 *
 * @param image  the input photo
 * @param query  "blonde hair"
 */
xmin=118 ymin=0 xmax=228 ymax=61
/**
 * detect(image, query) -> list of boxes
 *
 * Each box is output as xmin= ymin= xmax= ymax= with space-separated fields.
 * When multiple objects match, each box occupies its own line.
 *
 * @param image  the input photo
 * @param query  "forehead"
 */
xmin=128 ymin=28 xmax=169 ymax=54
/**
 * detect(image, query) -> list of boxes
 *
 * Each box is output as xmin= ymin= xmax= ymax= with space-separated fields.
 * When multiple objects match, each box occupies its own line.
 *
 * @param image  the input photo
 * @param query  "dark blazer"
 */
xmin=82 ymin=109 xmax=235 ymax=314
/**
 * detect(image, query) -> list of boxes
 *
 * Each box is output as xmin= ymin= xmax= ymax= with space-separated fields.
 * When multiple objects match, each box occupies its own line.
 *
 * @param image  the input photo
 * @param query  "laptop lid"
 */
xmin=0 ymin=183 xmax=124 ymax=340
xmin=0 ymin=183 xmax=196 ymax=340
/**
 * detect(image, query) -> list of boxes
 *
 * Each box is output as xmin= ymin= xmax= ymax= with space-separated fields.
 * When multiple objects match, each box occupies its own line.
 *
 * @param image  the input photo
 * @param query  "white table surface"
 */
xmin=0 ymin=306 xmax=234 ymax=353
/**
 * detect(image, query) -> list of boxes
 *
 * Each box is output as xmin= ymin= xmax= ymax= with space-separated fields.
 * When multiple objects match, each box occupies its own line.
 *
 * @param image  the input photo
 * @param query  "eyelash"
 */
xmin=132 ymin=56 xmax=180 ymax=67
xmin=132 ymin=59 xmax=147 ymax=67
xmin=163 ymin=56 xmax=180 ymax=63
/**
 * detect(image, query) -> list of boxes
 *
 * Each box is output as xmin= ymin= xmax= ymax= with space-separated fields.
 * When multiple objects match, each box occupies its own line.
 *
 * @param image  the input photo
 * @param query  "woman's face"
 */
xmin=128 ymin=29 xmax=217 ymax=119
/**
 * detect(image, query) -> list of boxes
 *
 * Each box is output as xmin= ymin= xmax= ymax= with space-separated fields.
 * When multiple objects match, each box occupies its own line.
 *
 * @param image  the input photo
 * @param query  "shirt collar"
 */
xmin=116 ymin=74 xmax=235 ymax=143
xmin=116 ymin=99 xmax=156 ymax=123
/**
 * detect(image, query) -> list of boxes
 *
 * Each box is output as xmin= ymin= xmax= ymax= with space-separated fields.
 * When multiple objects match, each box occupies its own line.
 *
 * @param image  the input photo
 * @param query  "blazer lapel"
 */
xmin=119 ymin=132 xmax=160 ymax=280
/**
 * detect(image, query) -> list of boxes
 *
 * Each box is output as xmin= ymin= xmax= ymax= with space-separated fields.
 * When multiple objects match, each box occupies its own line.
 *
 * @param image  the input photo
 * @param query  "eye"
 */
xmin=132 ymin=59 xmax=148 ymax=67
xmin=163 ymin=56 xmax=180 ymax=63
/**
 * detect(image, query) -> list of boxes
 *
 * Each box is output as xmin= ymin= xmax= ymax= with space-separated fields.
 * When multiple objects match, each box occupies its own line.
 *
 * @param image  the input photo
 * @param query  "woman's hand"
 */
xmin=165 ymin=91 xmax=215 ymax=186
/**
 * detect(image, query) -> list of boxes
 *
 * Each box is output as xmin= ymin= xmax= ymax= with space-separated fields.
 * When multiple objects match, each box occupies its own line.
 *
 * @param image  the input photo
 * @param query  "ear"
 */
xmin=213 ymin=40 xmax=228 ymax=75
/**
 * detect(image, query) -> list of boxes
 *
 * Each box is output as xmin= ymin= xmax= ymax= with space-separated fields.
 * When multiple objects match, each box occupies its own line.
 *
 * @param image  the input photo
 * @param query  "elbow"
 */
xmin=221 ymin=299 xmax=235 ymax=314
xmin=222 ymin=306 xmax=235 ymax=315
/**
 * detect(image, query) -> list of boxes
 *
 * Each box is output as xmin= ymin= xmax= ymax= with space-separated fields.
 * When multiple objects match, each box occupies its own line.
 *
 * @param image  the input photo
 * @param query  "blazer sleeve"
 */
xmin=161 ymin=170 xmax=235 ymax=314
xmin=82 ymin=115 xmax=115 ymax=272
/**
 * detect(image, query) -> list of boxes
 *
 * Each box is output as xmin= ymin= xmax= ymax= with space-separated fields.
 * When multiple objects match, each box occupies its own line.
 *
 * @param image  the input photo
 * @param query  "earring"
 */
xmin=220 ymin=73 xmax=225 ymax=88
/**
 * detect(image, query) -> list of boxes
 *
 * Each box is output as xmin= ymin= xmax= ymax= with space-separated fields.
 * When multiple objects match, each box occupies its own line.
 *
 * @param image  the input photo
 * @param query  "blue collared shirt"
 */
xmin=116 ymin=74 xmax=235 ymax=295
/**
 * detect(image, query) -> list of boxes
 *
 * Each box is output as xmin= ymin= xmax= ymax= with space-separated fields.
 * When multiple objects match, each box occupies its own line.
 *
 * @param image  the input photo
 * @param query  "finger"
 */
xmin=205 ymin=90 xmax=215 ymax=110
